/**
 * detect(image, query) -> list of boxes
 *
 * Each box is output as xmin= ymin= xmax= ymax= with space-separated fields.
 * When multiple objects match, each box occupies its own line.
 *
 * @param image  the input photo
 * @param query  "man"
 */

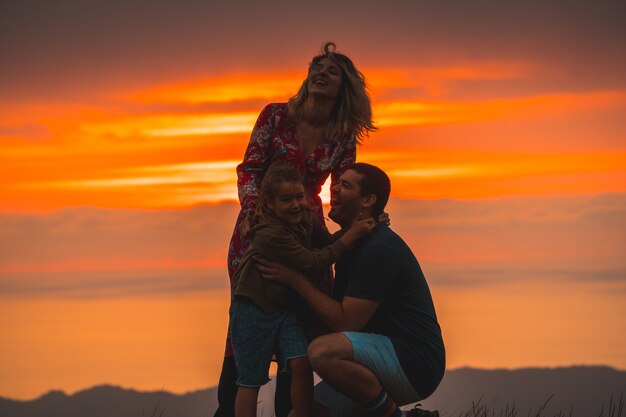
xmin=257 ymin=163 xmax=444 ymax=417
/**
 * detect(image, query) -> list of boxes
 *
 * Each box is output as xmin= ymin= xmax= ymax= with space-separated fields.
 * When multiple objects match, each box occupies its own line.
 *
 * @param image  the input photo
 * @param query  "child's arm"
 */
xmin=335 ymin=218 xmax=375 ymax=247
xmin=327 ymin=213 xmax=387 ymax=244
xmin=259 ymin=219 xmax=374 ymax=276
xmin=259 ymin=230 xmax=345 ymax=275
xmin=310 ymin=216 xmax=375 ymax=247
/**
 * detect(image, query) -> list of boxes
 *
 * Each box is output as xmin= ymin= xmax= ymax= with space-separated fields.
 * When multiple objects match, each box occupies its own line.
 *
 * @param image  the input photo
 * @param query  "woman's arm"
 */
xmin=236 ymin=104 xmax=275 ymax=217
xmin=330 ymin=135 xmax=357 ymax=185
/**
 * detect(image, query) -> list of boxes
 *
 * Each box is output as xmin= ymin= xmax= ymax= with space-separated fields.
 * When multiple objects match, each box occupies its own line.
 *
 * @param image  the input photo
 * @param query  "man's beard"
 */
xmin=328 ymin=202 xmax=358 ymax=228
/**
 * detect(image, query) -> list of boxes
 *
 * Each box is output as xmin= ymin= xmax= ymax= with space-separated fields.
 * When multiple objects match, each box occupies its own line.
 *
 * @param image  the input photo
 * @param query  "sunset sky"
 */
xmin=1 ymin=0 xmax=625 ymax=401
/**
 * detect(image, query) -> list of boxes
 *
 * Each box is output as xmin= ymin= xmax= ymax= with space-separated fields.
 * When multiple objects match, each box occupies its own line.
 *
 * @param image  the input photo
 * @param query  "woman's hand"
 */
xmin=255 ymin=257 xmax=302 ymax=287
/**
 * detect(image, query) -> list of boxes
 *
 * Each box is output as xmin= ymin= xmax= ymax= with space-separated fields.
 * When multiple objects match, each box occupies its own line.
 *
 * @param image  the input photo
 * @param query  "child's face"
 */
xmin=267 ymin=181 xmax=307 ymax=225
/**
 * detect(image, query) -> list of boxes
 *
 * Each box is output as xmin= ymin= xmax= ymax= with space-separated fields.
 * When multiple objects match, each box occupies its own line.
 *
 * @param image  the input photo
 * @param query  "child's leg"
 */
xmin=235 ymin=386 xmax=260 ymax=417
xmin=288 ymin=357 xmax=313 ymax=417
xmin=275 ymin=367 xmax=293 ymax=417
xmin=230 ymin=299 xmax=278 ymax=417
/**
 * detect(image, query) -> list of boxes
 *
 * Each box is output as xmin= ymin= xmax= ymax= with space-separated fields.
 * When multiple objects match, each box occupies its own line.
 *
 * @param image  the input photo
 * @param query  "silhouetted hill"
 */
xmin=1 ymin=366 xmax=624 ymax=417
xmin=419 ymin=366 xmax=625 ymax=416
xmin=0 ymin=384 xmax=217 ymax=417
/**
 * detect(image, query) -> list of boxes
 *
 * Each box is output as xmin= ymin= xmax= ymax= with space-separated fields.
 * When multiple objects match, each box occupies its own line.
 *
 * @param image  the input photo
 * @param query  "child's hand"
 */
xmin=378 ymin=211 xmax=390 ymax=226
xmin=238 ymin=212 xmax=258 ymax=237
xmin=350 ymin=217 xmax=376 ymax=238
xmin=340 ymin=216 xmax=375 ymax=246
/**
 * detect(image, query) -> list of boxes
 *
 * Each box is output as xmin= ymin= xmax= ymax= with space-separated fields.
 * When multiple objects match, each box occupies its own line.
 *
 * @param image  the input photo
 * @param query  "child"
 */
xmin=230 ymin=163 xmax=374 ymax=417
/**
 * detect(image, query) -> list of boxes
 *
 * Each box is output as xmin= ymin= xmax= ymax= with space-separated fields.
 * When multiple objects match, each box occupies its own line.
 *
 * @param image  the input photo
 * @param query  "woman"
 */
xmin=216 ymin=42 xmax=376 ymax=417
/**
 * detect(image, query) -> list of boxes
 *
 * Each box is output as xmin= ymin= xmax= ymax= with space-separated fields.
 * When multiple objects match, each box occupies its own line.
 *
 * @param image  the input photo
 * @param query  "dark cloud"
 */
xmin=387 ymin=192 xmax=626 ymax=285
xmin=0 ymin=268 xmax=228 ymax=298
xmin=0 ymin=204 xmax=238 ymax=264
xmin=1 ymin=0 xmax=625 ymax=101
xmin=1 ymin=193 xmax=625 ymax=297
xmin=428 ymin=265 xmax=626 ymax=288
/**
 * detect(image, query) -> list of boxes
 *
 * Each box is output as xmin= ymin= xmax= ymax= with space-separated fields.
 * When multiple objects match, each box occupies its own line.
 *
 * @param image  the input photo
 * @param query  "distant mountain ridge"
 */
xmin=0 ymin=385 xmax=218 ymax=417
xmin=1 ymin=366 xmax=624 ymax=417
xmin=421 ymin=365 xmax=625 ymax=416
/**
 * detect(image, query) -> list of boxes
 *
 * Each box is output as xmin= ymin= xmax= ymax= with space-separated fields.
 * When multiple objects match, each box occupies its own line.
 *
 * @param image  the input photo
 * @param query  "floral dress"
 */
xmin=224 ymin=103 xmax=357 ymax=355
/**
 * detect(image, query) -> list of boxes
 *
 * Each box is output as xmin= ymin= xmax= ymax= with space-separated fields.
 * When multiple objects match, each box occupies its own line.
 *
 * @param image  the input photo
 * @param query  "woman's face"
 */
xmin=307 ymin=57 xmax=343 ymax=100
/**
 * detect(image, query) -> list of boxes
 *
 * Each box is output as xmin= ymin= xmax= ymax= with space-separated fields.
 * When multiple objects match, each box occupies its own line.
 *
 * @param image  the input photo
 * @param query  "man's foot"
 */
xmin=404 ymin=403 xmax=439 ymax=417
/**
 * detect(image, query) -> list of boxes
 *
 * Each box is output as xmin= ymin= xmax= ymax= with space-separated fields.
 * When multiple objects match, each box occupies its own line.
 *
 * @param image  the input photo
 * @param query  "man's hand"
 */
xmin=257 ymin=256 xmax=380 ymax=332
xmin=255 ymin=256 xmax=303 ymax=287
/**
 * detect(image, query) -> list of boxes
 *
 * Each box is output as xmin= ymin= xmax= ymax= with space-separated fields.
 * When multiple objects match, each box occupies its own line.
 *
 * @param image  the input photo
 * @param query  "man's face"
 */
xmin=329 ymin=169 xmax=364 ymax=227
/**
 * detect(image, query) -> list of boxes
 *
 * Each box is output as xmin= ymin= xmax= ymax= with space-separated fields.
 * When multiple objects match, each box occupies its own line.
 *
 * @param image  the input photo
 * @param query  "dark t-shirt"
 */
xmin=333 ymin=224 xmax=445 ymax=398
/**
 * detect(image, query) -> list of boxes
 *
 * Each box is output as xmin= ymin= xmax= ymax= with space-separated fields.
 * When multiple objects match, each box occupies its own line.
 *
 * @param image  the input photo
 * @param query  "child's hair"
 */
xmin=256 ymin=163 xmax=307 ymax=216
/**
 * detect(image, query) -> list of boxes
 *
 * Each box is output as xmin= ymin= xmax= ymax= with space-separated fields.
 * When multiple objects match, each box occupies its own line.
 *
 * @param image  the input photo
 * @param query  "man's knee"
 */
xmin=307 ymin=336 xmax=333 ymax=372
xmin=307 ymin=333 xmax=353 ymax=373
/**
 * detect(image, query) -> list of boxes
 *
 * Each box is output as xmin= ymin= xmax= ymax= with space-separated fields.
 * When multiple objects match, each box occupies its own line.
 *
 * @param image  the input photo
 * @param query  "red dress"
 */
xmin=225 ymin=103 xmax=357 ymax=355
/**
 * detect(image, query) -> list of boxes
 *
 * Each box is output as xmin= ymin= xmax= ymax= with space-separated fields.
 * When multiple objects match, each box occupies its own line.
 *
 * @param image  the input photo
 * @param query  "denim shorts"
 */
xmin=229 ymin=298 xmax=308 ymax=387
xmin=314 ymin=332 xmax=422 ymax=417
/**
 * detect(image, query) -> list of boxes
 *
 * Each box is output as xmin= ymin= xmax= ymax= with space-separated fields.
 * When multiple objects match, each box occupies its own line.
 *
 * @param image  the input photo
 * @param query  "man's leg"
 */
xmin=308 ymin=333 xmax=381 ymax=404
xmin=309 ymin=333 xmax=402 ymax=417
xmin=313 ymin=400 xmax=333 ymax=417
xmin=275 ymin=308 xmax=311 ymax=417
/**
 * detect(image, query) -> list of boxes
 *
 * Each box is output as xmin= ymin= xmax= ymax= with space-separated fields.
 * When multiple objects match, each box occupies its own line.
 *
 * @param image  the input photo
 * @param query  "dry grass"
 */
xmin=147 ymin=392 xmax=624 ymax=417
xmin=455 ymin=393 xmax=624 ymax=417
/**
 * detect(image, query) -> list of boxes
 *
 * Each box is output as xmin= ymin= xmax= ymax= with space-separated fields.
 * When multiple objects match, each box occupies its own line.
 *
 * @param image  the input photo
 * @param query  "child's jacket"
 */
xmin=231 ymin=210 xmax=347 ymax=314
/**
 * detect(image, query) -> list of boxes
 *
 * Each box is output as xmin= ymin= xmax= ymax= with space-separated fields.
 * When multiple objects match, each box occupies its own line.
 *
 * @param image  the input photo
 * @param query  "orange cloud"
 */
xmin=366 ymin=60 xmax=538 ymax=98
xmin=127 ymin=71 xmax=303 ymax=104
xmin=80 ymin=113 xmax=259 ymax=138
xmin=2 ymin=65 xmax=626 ymax=212
xmin=374 ymin=90 xmax=626 ymax=127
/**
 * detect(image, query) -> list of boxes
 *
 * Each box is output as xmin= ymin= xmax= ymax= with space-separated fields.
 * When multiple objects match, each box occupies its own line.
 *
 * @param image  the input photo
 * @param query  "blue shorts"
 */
xmin=229 ymin=298 xmax=308 ymax=387
xmin=314 ymin=332 xmax=422 ymax=417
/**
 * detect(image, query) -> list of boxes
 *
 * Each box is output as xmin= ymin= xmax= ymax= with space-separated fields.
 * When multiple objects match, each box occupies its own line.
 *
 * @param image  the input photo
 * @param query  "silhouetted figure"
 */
xmin=257 ymin=164 xmax=444 ymax=417
xmin=215 ymin=41 xmax=375 ymax=417
xmin=228 ymin=163 xmax=373 ymax=417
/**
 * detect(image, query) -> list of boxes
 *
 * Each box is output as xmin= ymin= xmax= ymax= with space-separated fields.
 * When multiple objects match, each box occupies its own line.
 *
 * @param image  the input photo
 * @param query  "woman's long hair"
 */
xmin=288 ymin=42 xmax=377 ymax=144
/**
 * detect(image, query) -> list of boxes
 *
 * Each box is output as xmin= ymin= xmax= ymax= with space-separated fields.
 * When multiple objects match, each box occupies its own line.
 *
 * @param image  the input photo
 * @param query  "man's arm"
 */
xmin=255 ymin=257 xmax=379 ymax=332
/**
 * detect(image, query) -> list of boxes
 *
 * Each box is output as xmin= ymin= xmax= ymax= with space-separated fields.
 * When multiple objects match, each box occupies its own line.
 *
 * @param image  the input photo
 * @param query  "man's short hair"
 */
xmin=349 ymin=163 xmax=390 ymax=218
